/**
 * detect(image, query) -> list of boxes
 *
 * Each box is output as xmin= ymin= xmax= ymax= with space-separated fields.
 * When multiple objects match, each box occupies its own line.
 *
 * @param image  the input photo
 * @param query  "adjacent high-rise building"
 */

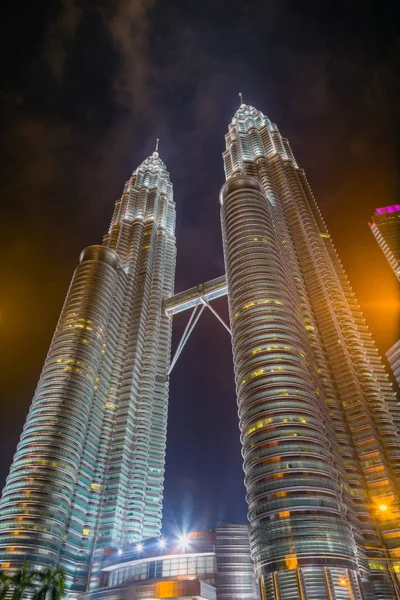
xmin=369 ymin=204 xmax=400 ymax=394
xmin=220 ymin=102 xmax=400 ymax=599
xmin=369 ymin=204 xmax=400 ymax=280
xmin=0 ymin=150 xmax=176 ymax=593
xmin=387 ymin=340 xmax=400 ymax=388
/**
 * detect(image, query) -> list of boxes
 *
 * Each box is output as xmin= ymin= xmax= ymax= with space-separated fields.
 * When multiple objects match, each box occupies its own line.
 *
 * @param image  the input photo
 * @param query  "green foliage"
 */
xmin=33 ymin=567 xmax=66 ymax=600
xmin=0 ymin=572 xmax=12 ymax=600
xmin=0 ymin=564 xmax=66 ymax=600
xmin=10 ymin=563 xmax=36 ymax=600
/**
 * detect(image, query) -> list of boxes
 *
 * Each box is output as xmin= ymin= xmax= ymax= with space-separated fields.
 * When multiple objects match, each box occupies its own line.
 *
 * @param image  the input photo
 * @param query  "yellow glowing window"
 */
xmin=320 ymin=233 xmax=330 ymax=238
xmin=105 ymin=402 xmax=116 ymax=410
xmin=90 ymin=483 xmax=102 ymax=490
xmin=285 ymin=554 xmax=298 ymax=569
xmin=279 ymin=511 xmax=290 ymax=518
xmin=1 ymin=563 xmax=10 ymax=568
xmin=251 ymin=369 xmax=264 ymax=378
xmin=383 ymin=532 xmax=400 ymax=539
xmin=155 ymin=581 xmax=179 ymax=598
xmin=82 ymin=528 xmax=90 ymax=535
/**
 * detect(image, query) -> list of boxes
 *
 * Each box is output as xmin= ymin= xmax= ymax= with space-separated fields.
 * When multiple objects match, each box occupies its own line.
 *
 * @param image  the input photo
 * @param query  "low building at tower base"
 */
xmin=80 ymin=526 xmax=259 ymax=600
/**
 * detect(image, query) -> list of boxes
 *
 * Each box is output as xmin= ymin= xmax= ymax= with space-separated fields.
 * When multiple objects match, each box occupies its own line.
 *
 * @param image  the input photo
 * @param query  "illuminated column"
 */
xmin=220 ymin=175 xmax=364 ymax=599
xmin=0 ymin=245 xmax=120 ymax=570
xmin=215 ymin=523 xmax=258 ymax=600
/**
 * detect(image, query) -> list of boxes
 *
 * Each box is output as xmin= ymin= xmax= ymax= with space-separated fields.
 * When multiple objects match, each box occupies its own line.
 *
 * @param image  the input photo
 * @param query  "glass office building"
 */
xmin=387 ymin=341 xmax=400 ymax=388
xmin=220 ymin=103 xmax=400 ymax=599
xmin=370 ymin=204 xmax=400 ymax=396
xmin=369 ymin=204 xmax=400 ymax=281
xmin=0 ymin=150 xmax=176 ymax=593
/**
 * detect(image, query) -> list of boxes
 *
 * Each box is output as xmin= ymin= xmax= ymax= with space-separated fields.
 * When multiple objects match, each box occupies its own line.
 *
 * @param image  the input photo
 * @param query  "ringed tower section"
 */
xmin=221 ymin=101 xmax=400 ymax=599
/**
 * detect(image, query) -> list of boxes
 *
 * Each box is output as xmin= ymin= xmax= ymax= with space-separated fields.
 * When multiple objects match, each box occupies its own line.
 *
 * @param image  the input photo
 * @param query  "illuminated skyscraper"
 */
xmin=369 ymin=204 xmax=400 ymax=394
xmin=369 ymin=204 xmax=400 ymax=280
xmin=0 ymin=149 xmax=176 ymax=593
xmin=387 ymin=340 xmax=400 ymax=388
xmin=220 ymin=102 xmax=400 ymax=599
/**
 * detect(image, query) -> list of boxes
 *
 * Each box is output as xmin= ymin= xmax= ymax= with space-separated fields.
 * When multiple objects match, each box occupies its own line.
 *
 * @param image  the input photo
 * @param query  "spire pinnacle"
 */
xmin=239 ymin=92 xmax=244 ymax=106
xmin=153 ymin=138 xmax=159 ymax=158
xmin=155 ymin=138 xmax=159 ymax=152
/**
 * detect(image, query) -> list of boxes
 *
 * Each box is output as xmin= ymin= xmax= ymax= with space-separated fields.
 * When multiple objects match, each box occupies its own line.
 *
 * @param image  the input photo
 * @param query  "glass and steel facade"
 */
xmin=0 ymin=151 xmax=176 ymax=594
xmin=220 ymin=103 xmax=400 ymax=599
xmin=370 ymin=204 xmax=400 ymax=392
xmin=369 ymin=204 xmax=400 ymax=281
xmin=215 ymin=523 xmax=259 ymax=600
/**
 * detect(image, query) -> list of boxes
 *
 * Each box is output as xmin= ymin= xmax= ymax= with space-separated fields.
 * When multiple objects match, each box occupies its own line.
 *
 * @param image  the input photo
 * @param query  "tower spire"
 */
xmin=239 ymin=92 xmax=244 ymax=106
xmin=153 ymin=138 xmax=160 ymax=158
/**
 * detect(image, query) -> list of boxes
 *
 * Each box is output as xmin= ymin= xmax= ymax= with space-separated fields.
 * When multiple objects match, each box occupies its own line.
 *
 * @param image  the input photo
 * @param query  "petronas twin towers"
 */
xmin=1 ymin=101 xmax=400 ymax=600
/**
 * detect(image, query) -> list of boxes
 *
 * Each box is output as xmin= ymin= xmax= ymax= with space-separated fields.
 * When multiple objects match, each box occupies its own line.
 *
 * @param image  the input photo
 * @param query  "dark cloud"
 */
xmin=1 ymin=0 xmax=399 ymax=527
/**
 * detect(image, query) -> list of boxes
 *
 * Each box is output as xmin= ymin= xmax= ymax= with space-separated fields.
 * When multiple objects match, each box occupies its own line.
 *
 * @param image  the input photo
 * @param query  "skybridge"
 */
xmin=164 ymin=275 xmax=230 ymax=374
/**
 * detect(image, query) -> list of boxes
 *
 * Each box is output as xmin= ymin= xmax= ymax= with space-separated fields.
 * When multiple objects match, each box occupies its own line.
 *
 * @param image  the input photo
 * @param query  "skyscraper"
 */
xmin=220 ymin=102 xmax=400 ymax=599
xmin=0 ymin=149 xmax=176 ymax=593
xmin=387 ymin=340 xmax=400 ymax=388
xmin=369 ymin=204 xmax=400 ymax=281
xmin=369 ymin=204 xmax=400 ymax=395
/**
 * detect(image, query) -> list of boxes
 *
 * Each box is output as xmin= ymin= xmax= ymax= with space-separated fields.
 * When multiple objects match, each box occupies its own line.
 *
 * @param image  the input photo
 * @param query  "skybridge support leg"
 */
xmin=168 ymin=302 xmax=205 ymax=374
xmin=201 ymin=297 xmax=231 ymax=334
xmin=167 ymin=295 xmax=231 ymax=374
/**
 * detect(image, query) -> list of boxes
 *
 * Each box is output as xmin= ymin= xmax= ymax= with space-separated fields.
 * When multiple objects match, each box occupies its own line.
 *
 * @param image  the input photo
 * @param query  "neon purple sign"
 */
xmin=376 ymin=204 xmax=400 ymax=215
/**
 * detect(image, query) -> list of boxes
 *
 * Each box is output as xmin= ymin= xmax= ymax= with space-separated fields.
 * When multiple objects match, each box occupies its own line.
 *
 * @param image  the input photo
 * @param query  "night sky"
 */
xmin=1 ymin=0 xmax=400 ymax=533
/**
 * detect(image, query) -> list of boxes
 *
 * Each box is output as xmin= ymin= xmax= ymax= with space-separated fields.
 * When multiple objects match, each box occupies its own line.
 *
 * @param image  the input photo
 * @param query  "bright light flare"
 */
xmin=178 ymin=534 xmax=190 ymax=550
xmin=136 ymin=543 xmax=143 ymax=553
xmin=379 ymin=504 xmax=388 ymax=512
xmin=158 ymin=538 xmax=166 ymax=549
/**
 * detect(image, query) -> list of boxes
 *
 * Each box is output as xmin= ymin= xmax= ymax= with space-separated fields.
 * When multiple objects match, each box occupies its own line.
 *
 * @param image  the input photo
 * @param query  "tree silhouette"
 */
xmin=34 ymin=567 xmax=66 ymax=600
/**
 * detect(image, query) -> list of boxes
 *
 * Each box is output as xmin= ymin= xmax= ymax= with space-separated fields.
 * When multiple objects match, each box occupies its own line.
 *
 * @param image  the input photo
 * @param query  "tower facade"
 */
xmin=369 ymin=204 xmax=400 ymax=281
xmin=220 ymin=103 xmax=400 ymax=599
xmin=0 ymin=151 xmax=176 ymax=593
